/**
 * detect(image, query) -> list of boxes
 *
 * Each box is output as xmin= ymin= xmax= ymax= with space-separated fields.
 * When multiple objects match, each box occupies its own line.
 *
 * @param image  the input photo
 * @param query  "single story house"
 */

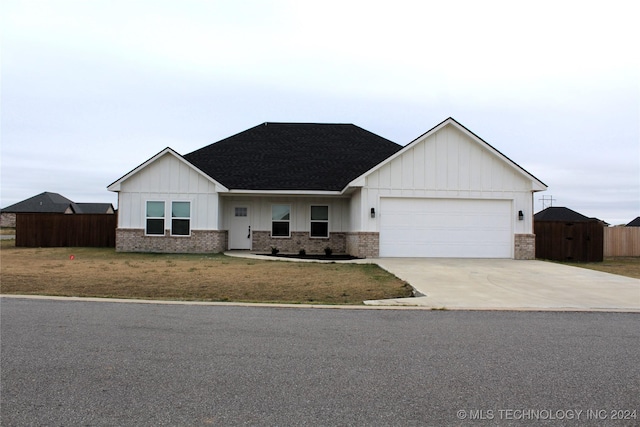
xmin=1 ymin=192 xmax=115 ymax=227
xmin=107 ymin=117 xmax=546 ymax=259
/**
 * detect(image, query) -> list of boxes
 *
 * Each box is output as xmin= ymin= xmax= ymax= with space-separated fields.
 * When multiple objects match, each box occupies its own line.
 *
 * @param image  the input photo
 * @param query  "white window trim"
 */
xmin=271 ymin=204 xmax=291 ymax=238
xmin=145 ymin=200 xmax=166 ymax=236
xmin=310 ymin=205 xmax=329 ymax=238
xmin=171 ymin=200 xmax=192 ymax=237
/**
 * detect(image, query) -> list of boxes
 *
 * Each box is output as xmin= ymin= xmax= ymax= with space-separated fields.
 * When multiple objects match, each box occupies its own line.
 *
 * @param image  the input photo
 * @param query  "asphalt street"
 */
xmin=1 ymin=298 xmax=639 ymax=426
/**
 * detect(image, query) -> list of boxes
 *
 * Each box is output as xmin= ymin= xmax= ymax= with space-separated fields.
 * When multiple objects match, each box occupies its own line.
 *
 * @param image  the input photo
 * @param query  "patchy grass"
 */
xmin=0 ymin=240 xmax=412 ymax=304
xmin=561 ymin=257 xmax=640 ymax=279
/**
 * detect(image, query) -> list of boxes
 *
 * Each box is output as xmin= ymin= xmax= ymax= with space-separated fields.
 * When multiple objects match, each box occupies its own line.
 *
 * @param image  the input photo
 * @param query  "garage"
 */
xmin=379 ymin=198 xmax=513 ymax=258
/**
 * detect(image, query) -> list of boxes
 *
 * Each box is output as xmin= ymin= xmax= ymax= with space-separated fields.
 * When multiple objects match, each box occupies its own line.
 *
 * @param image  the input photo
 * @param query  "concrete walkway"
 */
xmin=225 ymin=252 xmax=640 ymax=312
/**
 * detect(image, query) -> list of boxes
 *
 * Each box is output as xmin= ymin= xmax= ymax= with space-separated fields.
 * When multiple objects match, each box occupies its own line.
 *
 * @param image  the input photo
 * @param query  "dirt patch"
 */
xmin=0 ymin=241 xmax=412 ymax=304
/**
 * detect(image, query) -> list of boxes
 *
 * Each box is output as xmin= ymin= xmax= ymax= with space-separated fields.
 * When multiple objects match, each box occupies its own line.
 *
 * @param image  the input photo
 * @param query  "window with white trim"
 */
xmin=171 ymin=201 xmax=191 ymax=236
xmin=146 ymin=201 xmax=165 ymax=235
xmin=272 ymin=204 xmax=290 ymax=237
xmin=310 ymin=205 xmax=329 ymax=238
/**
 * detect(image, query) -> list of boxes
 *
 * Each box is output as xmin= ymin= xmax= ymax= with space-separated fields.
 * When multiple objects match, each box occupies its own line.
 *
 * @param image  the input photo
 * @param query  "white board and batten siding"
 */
xmin=220 ymin=196 xmax=350 ymax=233
xmin=360 ymin=124 xmax=540 ymax=258
xmin=116 ymin=152 xmax=221 ymax=230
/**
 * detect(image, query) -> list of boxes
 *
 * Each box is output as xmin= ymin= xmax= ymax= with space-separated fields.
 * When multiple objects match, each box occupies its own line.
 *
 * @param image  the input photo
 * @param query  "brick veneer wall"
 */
xmin=514 ymin=233 xmax=535 ymax=260
xmin=116 ymin=229 xmax=227 ymax=253
xmin=252 ymin=231 xmax=346 ymax=254
xmin=346 ymin=232 xmax=379 ymax=258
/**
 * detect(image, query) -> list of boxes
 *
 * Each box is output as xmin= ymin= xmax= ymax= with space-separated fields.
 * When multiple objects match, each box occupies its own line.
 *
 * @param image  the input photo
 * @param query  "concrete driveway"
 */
xmin=367 ymin=258 xmax=640 ymax=312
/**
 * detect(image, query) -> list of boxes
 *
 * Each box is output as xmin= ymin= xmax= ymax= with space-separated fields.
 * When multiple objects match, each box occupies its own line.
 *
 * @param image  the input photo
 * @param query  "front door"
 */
xmin=229 ymin=205 xmax=251 ymax=249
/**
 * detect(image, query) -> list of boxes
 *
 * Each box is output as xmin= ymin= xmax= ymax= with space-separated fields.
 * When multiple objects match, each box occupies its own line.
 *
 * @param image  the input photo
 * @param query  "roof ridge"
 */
xmin=260 ymin=122 xmax=356 ymax=126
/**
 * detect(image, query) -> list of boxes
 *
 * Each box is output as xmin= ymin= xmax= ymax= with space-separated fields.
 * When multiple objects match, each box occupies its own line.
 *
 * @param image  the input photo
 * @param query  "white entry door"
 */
xmin=229 ymin=206 xmax=251 ymax=250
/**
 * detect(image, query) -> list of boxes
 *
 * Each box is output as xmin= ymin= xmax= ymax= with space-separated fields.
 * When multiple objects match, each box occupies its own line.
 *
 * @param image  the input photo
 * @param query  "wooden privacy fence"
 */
xmin=604 ymin=227 xmax=640 ymax=256
xmin=16 ymin=213 xmax=116 ymax=247
xmin=535 ymin=221 xmax=604 ymax=262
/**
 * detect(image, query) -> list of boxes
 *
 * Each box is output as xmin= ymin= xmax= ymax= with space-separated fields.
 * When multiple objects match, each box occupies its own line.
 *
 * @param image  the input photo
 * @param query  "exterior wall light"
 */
xmin=518 ymin=210 xmax=524 ymax=220
xmin=371 ymin=207 xmax=376 ymax=218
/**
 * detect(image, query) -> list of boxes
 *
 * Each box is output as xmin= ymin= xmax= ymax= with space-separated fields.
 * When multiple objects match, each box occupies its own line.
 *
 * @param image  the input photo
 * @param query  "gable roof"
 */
xmin=183 ymin=123 xmax=402 ymax=191
xmin=1 ymin=192 xmax=115 ymax=214
xmin=626 ymin=217 xmax=640 ymax=227
xmin=349 ymin=117 xmax=547 ymax=191
xmin=107 ymin=147 xmax=228 ymax=192
xmin=1 ymin=192 xmax=75 ymax=213
xmin=534 ymin=207 xmax=594 ymax=222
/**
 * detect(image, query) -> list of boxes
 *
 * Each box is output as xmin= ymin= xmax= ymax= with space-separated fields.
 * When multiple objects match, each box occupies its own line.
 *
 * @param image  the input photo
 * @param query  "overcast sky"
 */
xmin=2 ymin=0 xmax=638 ymax=225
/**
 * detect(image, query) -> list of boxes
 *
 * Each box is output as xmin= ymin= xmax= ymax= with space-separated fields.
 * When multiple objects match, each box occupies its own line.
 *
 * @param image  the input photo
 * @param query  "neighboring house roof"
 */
xmin=71 ymin=203 xmax=115 ymax=214
xmin=183 ymin=122 xmax=403 ymax=191
xmin=1 ymin=192 xmax=114 ymax=214
xmin=534 ymin=207 xmax=597 ymax=222
xmin=1 ymin=192 xmax=75 ymax=213
xmin=626 ymin=217 xmax=640 ymax=227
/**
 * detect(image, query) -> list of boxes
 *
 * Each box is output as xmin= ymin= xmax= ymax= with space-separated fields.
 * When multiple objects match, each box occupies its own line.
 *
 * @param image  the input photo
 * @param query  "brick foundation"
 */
xmin=514 ymin=233 xmax=535 ymax=260
xmin=252 ymin=231 xmax=346 ymax=254
xmin=346 ymin=232 xmax=379 ymax=258
xmin=116 ymin=229 xmax=227 ymax=253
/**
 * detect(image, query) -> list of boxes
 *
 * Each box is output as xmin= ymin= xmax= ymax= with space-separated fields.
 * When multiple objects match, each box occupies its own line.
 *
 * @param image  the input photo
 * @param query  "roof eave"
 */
xmin=532 ymin=182 xmax=547 ymax=192
xmin=225 ymin=189 xmax=345 ymax=196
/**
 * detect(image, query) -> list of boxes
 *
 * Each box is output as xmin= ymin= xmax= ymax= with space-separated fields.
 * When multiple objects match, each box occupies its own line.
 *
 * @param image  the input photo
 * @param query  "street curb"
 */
xmin=2 ymin=294 xmax=639 ymax=313
xmin=0 ymin=294 xmax=428 ymax=310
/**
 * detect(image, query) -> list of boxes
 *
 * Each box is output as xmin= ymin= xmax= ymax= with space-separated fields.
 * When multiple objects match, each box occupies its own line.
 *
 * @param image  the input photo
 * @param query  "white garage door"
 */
xmin=380 ymin=198 xmax=513 ymax=258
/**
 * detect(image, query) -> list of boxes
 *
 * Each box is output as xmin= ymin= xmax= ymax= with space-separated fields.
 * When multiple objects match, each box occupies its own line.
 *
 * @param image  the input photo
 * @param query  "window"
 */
xmin=235 ymin=207 xmax=247 ymax=217
xmin=146 ymin=201 xmax=165 ymax=235
xmin=171 ymin=201 xmax=191 ymax=236
xmin=272 ymin=204 xmax=290 ymax=237
xmin=310 ymin=205 xmax=329 ymax=238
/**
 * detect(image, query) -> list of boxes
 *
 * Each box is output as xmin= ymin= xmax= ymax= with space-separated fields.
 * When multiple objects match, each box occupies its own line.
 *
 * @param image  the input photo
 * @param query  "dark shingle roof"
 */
xmin=184 ymin=123 xmax=402 ymax=191
xmin=1 ymin=193 xmax=114 ymax=214
xmin=1 ymin=192 xmax=74 ymax=213
xmin=71 ymin=203 xmax=114 ymax=214
xmin=626 ymin=217 xmax=640 ymax=227
xmin=534 ymin=207 xmax=593 ymax=222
